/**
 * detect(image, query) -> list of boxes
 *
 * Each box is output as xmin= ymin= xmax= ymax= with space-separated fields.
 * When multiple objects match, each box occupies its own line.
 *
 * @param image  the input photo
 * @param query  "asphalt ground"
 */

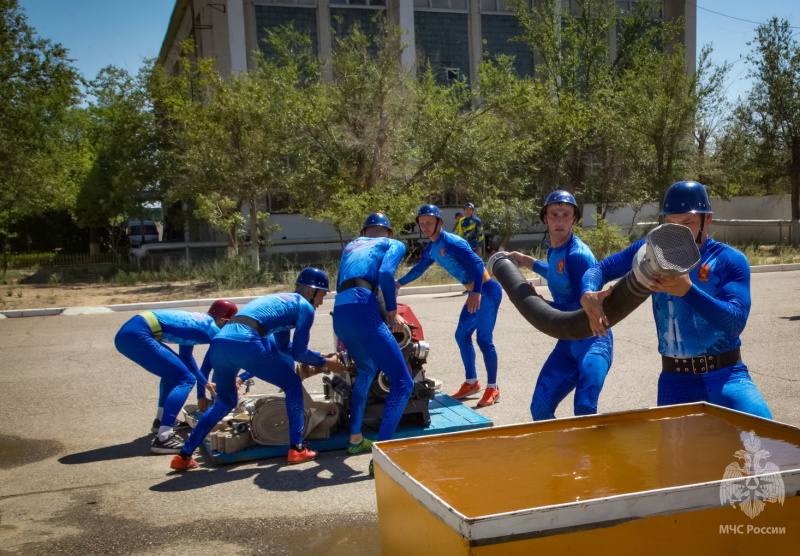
xmin=1 ymin=269 xmax=799 ymax=555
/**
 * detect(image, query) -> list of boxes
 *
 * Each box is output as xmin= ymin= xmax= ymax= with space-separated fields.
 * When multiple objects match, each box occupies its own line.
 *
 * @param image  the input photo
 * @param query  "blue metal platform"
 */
xmin=202 ymin=393 xmax=493 ymax=465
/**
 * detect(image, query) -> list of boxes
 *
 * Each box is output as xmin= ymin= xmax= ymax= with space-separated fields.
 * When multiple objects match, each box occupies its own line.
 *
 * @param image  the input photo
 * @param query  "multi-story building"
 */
xmin=159 ymin=1 xmax=696 ymax=83
xmin=155 ymin=1 xmax=696 ymax=250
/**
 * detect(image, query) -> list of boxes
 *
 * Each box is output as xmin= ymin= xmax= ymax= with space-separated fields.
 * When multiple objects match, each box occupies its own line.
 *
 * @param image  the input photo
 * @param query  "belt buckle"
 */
xmin=692 ymin=356 xmax=709 ymax=375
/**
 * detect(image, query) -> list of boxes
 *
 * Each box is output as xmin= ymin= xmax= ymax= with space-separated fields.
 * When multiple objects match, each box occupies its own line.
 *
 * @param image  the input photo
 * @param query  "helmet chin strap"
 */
xmin=696 ymin=214 xmax=705 ymax=244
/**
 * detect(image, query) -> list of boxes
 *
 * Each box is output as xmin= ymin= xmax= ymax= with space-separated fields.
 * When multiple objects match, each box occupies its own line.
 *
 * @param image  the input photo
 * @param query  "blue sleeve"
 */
xmin=582 ymin=239 xmax=644 ymax=293
xmin=450 ymin=237 xmax=486 ymax=294
xmin=398 ymin=245 xmax=435 ymax=285
xmin=567 ymin=247 xmax=594 ymax=301
xmin=532 ymin=259 xmax=549 ymax=278
xmin=475 ymin=217 xmax=484 ymax=243
xmin=682 ymin=251 xmax=750 ymax=337
xmin=196 ymin=350 xmax=213 ymax=399
xmin=290 ymin=303 xmax=326 ymax=367
xmin=178 ymin=344 xmax=206 ymax=387
xmin=274 ymin=329 xmax=291 ymax=353
xmin=238 ymin=371 xmax=253 ymax=382
xmin=379 ymin=240 xmax=406 ymax=312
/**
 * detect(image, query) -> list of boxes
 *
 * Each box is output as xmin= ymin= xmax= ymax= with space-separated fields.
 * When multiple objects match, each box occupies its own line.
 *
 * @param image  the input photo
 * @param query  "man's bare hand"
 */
xmin=507 ymin=251 xmax=536 ymax=268
xmin=466 ymin=291 xmax=481 ymax=313
xmin=323 ymin=355 xmax=347 ymax=375
xmin=390 ymin=312 xmax=408 ymax=333
xmin=580 ymin=287 xmax=614 ymax=337
xmin=649 ymin=274 xmax=692 ymax=296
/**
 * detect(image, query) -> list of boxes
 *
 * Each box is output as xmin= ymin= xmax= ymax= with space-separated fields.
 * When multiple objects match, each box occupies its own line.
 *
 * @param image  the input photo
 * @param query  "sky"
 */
xmin=15 ymin=0 xmax=800 ymax=102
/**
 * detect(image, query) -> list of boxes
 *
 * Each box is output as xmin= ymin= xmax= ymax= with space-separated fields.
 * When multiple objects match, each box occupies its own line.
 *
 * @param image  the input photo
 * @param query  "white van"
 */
xmin=127 ymin=221 xmax=160 ymax=247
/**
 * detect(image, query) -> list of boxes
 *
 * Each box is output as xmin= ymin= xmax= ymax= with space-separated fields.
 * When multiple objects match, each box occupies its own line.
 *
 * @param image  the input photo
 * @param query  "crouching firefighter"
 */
xmin=170 ymin=268 xmax=345 ymax=470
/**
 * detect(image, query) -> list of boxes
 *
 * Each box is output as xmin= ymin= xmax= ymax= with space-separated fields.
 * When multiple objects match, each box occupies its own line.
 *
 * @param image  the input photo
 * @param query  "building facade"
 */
xmin=158 ymin=1 xmax=696 ymax=84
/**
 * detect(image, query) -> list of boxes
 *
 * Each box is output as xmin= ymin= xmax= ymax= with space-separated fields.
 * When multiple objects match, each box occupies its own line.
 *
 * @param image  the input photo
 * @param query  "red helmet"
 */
xmin=208 ymin=299 xmax=238 ymax=322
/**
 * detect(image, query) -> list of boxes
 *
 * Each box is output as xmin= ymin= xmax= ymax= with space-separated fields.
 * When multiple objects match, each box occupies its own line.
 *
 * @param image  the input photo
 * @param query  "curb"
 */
xmin=6 ymin=262 xmax=800 ymax=319
xmin=0 ymin=279 xmax=545 ymax=319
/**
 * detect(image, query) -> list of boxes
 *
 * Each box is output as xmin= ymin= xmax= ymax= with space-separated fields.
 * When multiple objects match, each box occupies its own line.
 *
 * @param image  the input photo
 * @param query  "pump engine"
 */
xmin=324 ymin=303 xmax=437 ymax=427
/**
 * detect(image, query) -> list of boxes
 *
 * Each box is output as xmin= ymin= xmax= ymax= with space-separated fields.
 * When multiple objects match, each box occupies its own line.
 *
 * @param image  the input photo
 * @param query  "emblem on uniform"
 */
xmin=699 ymin=264 xmax=710 ymax=281
xmin=557 ymin=259 xmax=565 ymax=274
xmin=440 ymin=247 xmax=446 ymax=257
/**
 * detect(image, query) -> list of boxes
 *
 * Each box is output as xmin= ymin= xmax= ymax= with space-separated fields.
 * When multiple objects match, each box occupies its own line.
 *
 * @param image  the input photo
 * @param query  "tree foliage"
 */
xmin=0 ymin=0 xmax=80 ymax=267
xmin=741 ymin=17 xmax=800 ymax=234
xmin=154 ymin=45 xmax=287 ymax=264
xmin=76 ymin=65 xmax=163 ymax=255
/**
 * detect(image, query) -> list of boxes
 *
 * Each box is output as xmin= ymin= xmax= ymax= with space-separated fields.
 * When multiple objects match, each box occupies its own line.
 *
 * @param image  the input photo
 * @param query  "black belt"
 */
xmin=661 ymin=348 xmax=741 ymax=375
xmin=228 ymin=315 xmax=267 ymax=337
xmin=338 ymin=277 xmax=388 ymax=322
xmin=339 ymin=277 xmax=377 ymax=293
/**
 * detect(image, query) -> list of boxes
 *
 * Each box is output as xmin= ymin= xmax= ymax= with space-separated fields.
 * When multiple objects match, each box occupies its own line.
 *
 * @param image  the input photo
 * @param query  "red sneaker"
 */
xmin=477 ymin=387 xmax=501 ymax=407
xmin=170 ymin=455 xmax=198 ymax=470
xmin=450 ymin=381 xmax=482 ymax=399
xmin=287 ymin=444 xmax=317 ymax=464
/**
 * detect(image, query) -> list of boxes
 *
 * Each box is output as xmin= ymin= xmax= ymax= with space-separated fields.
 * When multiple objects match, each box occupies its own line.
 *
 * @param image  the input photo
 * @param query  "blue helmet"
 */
xmin=660 ymin=181 xmax=712 ymax=215
xmin=416 ymin=204 xmax=442 ymax=222
xmin=540 ymin=190 xmax=580 ymax=221
xmin=464 ymin=202 xmax=475 ymax=210
xmin=295 ymin=267 xmax=330 ymax=291
xmin=362 ymin=212 xmax=392 ymax=233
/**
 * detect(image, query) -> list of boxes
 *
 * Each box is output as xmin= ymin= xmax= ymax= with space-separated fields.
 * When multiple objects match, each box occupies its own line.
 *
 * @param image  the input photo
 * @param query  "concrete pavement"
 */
xmin=1 ymin=270 xmax=799 ymax=554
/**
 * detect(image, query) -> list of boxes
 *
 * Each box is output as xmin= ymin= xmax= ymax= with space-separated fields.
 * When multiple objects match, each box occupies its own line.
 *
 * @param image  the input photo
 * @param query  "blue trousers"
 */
xmin=333 ymin=298 xmax=413 ymax=442
xmin=456 ymin=279 xmax=501 ymax=384
xmin=182 ymin=334 xmax=306 ymax=455
xmin=657 ymin=364 xmax=772 ymax=419
xmin=115 ymin=315 xmax=196 ymax=430
xmin=531 ymin=334 xmax=613 ymax=421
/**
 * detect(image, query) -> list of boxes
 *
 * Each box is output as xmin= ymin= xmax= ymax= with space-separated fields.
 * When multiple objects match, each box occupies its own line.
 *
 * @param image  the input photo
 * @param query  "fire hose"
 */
xmin=486 ymin=223 xmax=701 ymax=341
xmin=248 ymin=389 xmax=340 ymax=445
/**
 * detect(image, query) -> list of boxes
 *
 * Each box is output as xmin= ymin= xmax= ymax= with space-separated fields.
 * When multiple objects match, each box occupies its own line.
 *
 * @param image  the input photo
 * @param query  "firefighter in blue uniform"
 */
xmin=507 ymin=191 xmax=613 ymax=420
xmin=114 ymin=299 xmax=238 ymax=454
xmin=454 ymin=202 xmax=485 ymax=256
xmin=170 ymin=268 xmax=344 ymax=470
xmin=580 ymin=181 xmax=772 ymax=418
xmin=398 ymin=204 xmax=502 ymax=407
xmin=333 ymin=213 xmax=413 ymax=475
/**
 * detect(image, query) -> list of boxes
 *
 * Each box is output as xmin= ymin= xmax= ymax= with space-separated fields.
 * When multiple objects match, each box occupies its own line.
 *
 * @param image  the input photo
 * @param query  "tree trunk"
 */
xmin=89 ymin=227 xmax=101 ymax=256
xmin=227 ymin=222 xmax=238 ymax=258
xmin=248 ymin=197 xmax=260 ymax=271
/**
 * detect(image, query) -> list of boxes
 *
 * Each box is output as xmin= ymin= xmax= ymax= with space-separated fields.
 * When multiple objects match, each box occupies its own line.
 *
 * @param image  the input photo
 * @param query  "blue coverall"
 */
xmin=333 ymin=236 xmax=414 ymax=442
xmin=398 ymin=230 xmax=501 ymax=385
xmin=181 ymin=293 xmax=327 ymax=454
xmin=529 ymin=234 xmax=613 ymax=420
xmin=582 ymin=237 xmax=772 ymax=419
xmin=115 ymin=310 xmax=219 ymax=431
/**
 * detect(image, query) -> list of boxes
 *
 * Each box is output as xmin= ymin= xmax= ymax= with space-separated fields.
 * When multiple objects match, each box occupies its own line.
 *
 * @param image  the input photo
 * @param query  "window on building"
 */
xmin=256 ymin=0 xmax=317 ymax=6
xmin=414 ymin=0 xmax=468 ymax=11
xmin=481 ymin=0 xmax=532 ymax=13
xmin=329 ymin=0 xmax=387 ymax=6
xmin=267 ymin=191 xmax=292 ymax=213
xmin=445 ymin=67 xmax=460 ymax=81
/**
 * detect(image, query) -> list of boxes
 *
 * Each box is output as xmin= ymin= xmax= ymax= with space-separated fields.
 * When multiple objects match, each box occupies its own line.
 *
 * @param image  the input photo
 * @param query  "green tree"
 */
xmin=0 ymin=0 xmax=81 ymax=269
xmin=264 ymin=22 xmax=487 ymax=238
xmin=742 ymin=17 xmax=800 ymax=242
xmin=508 ymin=0 xmax=699 ymax=214
xmin=157 ymin=45 xmax=289 ymax=265
xmin=77 ymin=65 xmax=163 ymax=256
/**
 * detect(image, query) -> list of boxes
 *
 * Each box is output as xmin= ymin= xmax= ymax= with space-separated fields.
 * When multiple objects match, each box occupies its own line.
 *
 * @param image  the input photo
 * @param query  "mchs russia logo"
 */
xmin=720 ymin=431 xmax=785 ymax=519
